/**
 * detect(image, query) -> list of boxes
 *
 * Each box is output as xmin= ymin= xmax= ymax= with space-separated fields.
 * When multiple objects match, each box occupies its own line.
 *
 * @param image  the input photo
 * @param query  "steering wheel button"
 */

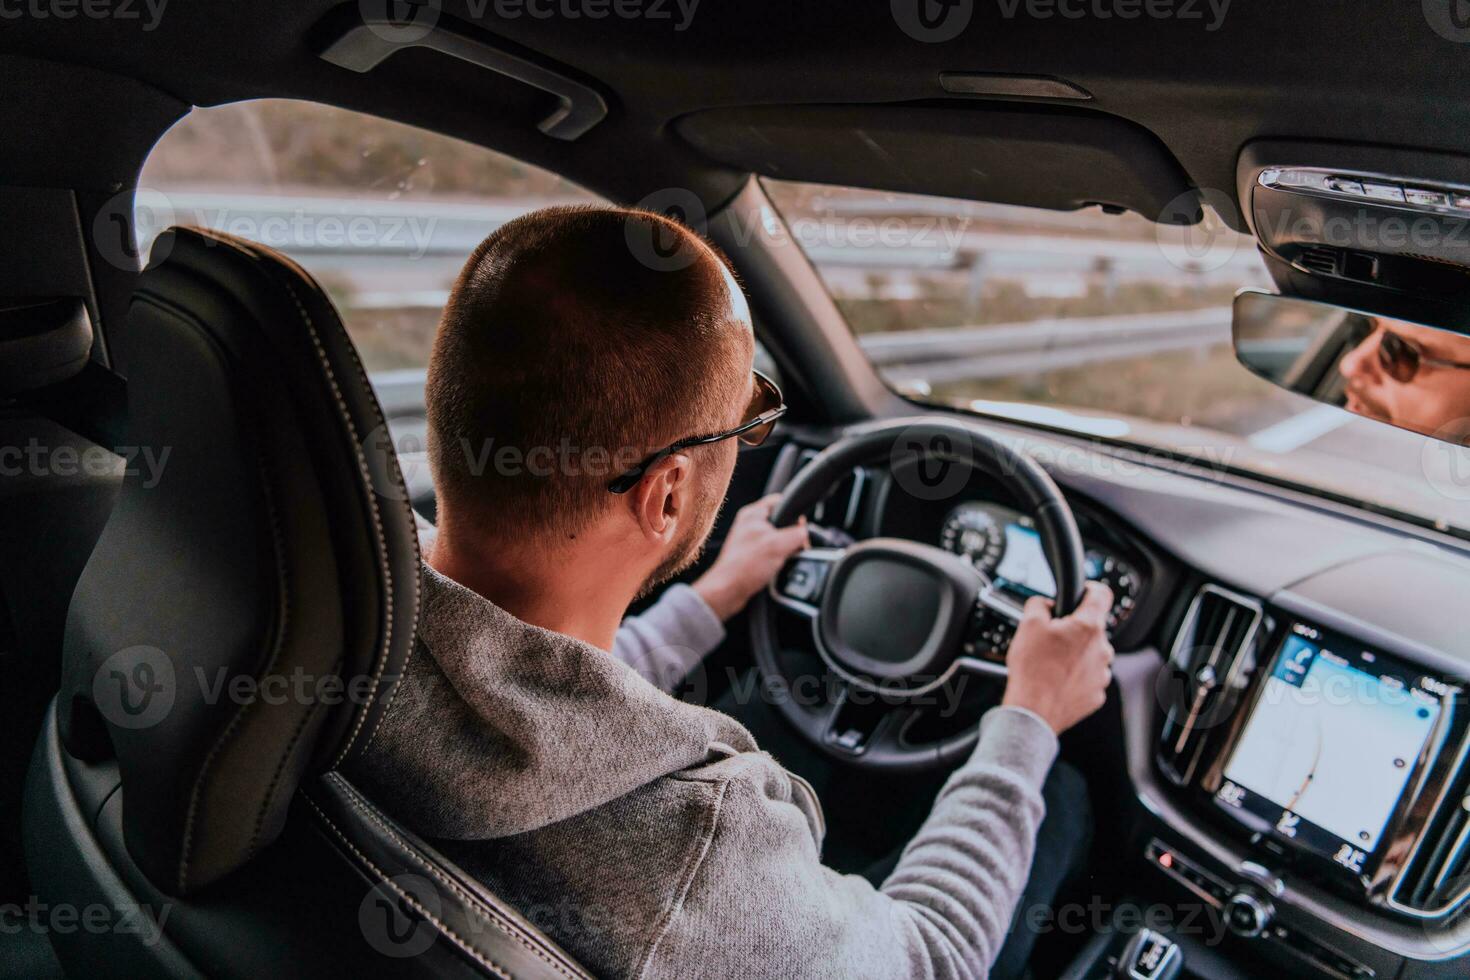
xmin=781 ymin=560 xmax=829 ymax=602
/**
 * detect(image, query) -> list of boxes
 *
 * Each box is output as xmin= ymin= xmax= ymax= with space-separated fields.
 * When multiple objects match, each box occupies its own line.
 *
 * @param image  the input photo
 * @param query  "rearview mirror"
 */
xmin=1232 ymin=290 xmax=1470 ymax=447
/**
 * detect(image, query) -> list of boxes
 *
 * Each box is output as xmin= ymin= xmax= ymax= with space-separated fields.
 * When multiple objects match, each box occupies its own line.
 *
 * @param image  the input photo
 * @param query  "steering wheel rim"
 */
xmin=751 ymin=417 xmax=1085 ymax=772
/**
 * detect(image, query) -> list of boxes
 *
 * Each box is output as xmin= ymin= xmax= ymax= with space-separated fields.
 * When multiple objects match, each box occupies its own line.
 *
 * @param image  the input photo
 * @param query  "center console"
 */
xmin=1121 ymin=552 xmax=1470 ymax=979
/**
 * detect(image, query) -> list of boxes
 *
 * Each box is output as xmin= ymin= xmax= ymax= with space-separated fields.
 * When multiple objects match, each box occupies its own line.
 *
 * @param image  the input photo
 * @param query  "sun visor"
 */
xmin=675 ymin=102 xmax=1195 ymax=222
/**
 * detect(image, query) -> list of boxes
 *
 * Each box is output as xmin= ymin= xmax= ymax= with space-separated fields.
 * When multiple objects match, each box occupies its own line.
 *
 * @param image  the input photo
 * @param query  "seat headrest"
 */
xmin=58 ymin=227 xmax=421 ymax=895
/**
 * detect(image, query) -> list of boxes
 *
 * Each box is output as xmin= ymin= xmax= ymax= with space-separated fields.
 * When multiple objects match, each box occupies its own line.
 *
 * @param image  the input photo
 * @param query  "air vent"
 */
xmin=1392 ymin=740 xmax=1470 ymax=917
xmin=796 ymin=449 xmax=867 ymax=534
xmin=1297 ymin=245 xmax=1342 ymax=276
xmin=1157 ymin=585 xmax=1264 ymax=786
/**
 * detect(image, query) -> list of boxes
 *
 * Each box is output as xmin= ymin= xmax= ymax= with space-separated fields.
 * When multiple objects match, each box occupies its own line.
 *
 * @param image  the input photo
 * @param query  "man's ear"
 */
xmin=628 ymin=452 xmax=693 ymax=544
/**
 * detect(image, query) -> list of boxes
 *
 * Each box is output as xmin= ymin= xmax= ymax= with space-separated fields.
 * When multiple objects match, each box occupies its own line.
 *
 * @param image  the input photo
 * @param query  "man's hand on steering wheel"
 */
xmin=694 ymin=495 xmax=810 ymax=621
xmin=752 ymin=418 xmax=1094 ymax=771
xmin=1002 ymin=582 xmax=1115 ymax=735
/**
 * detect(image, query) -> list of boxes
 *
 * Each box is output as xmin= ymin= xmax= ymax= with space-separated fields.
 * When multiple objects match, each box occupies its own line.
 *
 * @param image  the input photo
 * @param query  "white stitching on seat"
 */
xmin=139 ymin=286 xmax=295 ymax=894
xmin=320 ymin=317 xmax=421 ymax=760
xmin=302 ymin=793 xmax=512 ymax=980
xmin=193 ymin=228 xmax=414 ymax=769
xmin=326 ymin=774 xmax=589 ymax=980
xmin=273 ymin=274 xmax=399 ymax=766
xmin=166 ymin=228 xmax=414 ymax=891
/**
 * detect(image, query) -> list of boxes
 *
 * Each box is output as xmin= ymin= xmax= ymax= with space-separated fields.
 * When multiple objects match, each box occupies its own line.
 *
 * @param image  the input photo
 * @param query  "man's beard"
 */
xmin=1345 ymin=382 xmax=1392 ymax=423
xmin=635 ymin=489 xmax=724 ymax=600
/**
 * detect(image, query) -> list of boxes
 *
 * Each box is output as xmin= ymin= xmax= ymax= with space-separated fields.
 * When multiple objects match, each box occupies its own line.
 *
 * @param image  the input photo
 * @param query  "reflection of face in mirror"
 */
xmin=1339 ymin=317 xmax=1470 ymax=439
xmin=1233 ymin=291 xmax=1470 ymax=446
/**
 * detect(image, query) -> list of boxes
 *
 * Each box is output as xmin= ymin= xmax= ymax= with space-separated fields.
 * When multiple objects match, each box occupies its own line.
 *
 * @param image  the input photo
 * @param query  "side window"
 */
xmin=138 ymin=99 xmax=601 ymax=376
xmin=139 ymin=100 xmax=605 ymax=512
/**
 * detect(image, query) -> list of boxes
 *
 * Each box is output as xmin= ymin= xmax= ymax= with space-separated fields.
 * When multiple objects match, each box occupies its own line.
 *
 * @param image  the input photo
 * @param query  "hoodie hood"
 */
xmin=349 ymin=562 xmax=758 ymax=840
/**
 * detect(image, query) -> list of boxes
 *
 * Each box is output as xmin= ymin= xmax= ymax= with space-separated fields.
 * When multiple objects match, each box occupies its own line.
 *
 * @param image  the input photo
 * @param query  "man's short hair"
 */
xmin=424 ymin=205 xmax=750 ymax=539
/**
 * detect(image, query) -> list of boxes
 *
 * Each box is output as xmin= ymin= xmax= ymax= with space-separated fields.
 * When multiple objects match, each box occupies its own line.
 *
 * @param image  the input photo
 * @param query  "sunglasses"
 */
xmin=608 ymin=371 xmax=787 ymax=493
xmin=1353 ymin=318 xmax=1470 ymax=383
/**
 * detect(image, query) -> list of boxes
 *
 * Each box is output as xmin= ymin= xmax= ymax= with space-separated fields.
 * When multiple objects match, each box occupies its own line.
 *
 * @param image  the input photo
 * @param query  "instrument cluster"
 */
xmin=940 ymin=500 xmax=1143 ymax=629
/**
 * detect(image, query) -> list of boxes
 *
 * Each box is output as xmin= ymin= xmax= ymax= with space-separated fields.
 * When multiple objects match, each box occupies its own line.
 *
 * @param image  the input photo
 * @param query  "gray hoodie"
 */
xmin=349 ymin=562 xmax=1059 ymax=979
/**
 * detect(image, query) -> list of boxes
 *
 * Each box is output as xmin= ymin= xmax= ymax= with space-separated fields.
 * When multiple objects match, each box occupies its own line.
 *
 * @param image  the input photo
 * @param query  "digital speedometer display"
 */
xmin=993 ymin=521 xmax=1056 ymax=598
xmin=939 ymin=501 xmax=1142 ymax=627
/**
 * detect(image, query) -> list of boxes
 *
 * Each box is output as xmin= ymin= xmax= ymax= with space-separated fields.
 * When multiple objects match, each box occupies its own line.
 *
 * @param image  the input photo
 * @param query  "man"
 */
xmin=350 ymin=205 xmax=1115 ymax=979
xmin=1339 ymin=313 xmax=1470 ymax=441
xmin=415 ymin=490 xmax=805 ymax=692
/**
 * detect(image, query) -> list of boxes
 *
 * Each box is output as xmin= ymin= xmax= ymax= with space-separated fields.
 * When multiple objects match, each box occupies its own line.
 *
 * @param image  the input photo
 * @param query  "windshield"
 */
xmin=763 ymin=180 xmax=1470 ymax=532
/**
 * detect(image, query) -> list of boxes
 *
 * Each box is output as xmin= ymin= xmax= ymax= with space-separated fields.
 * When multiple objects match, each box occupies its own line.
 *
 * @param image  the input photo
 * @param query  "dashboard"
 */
xmin=861 ymin=458 xmax=1170 ymax=649
xmin=772 ymin=432 xmax=1470 ymax=978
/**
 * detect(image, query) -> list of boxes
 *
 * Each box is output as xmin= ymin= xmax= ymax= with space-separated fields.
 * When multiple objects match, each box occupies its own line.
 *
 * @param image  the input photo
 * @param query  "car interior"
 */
xmin=5 ymin=3 xmax=1470 ymax=978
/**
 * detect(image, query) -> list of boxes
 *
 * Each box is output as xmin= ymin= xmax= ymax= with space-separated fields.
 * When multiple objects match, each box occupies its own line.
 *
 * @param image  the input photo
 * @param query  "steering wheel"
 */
xmin=750 ymin=418 xmax=1085 ymax=771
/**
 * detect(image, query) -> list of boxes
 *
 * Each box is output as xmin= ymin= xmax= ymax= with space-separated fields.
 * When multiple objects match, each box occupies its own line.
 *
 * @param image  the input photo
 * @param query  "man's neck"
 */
xmin=427 ymin=517 xmax=642 ymax=652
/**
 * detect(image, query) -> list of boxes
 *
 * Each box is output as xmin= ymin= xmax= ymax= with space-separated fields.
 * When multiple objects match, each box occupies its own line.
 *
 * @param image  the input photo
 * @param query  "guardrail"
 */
xmin=862 ymin=307 xmax=1233 ymax=383
xmin=140 ymin=193 xmax=1239 ymax=395
xmin=143 ymin=192 xmax=1265 ymax=280
xmin=368 ymin=307 xmax=1234 ymax=412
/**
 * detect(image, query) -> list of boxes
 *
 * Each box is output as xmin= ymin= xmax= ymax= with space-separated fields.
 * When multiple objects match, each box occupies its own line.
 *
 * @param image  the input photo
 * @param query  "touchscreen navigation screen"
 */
xmin=1214 ymin=622 xmax=1451 ymax=876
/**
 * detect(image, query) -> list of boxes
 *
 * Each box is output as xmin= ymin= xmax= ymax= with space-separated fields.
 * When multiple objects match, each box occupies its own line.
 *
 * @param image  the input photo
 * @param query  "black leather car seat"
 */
xmin=0 ymin=298 xmax=123 ymax=976
xmin=22 ymin=227 xmax=592 ymax=979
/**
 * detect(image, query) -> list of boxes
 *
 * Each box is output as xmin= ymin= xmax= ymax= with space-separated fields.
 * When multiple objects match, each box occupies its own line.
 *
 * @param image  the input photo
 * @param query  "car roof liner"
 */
xmin=675 ymin=101 xmax=1197 ymax=223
